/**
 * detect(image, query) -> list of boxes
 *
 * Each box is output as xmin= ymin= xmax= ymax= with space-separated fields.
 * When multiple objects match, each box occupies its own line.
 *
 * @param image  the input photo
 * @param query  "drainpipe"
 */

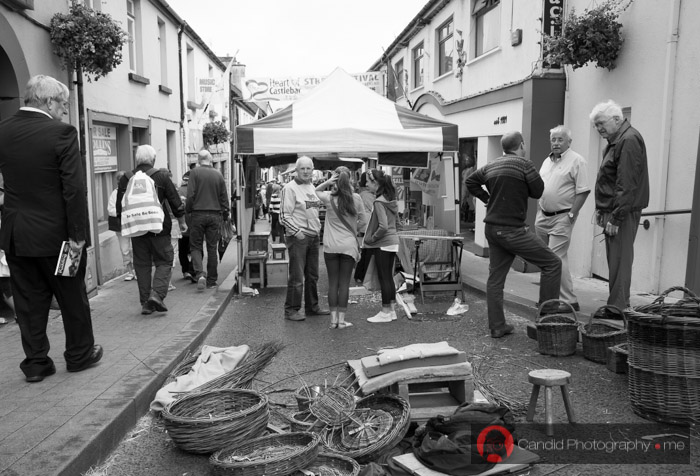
xmin=650 ymin=0 xmax=681 ymax=292
xmin=178 ymin=22 xmax=186 ymax=170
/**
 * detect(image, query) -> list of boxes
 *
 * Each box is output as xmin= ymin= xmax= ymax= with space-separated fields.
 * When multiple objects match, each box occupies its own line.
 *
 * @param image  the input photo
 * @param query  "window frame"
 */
xmin=473 ymin=0 xmax=501 ymax=58
xmin=412 ymin=42 xmax=424 ymax=89
xmin=394 ymin=58 xmax=404 ymax=98
xmin=437 ymin=17 xmax=454 ymax=77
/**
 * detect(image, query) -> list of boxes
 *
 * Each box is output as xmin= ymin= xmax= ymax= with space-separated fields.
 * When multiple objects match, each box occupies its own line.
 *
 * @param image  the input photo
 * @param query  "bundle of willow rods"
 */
xmin=471 ymin=358 xmax=528 ymax=415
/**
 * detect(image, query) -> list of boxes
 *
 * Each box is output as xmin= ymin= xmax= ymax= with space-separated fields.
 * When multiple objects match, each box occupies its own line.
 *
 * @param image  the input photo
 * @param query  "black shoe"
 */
xmin=206 ymin=282 xmax=218 ymax=289
xmin=67 ymin=345 xmax=103 ymax=373
xmin=285 ymin=312 xmax=305 ymax=321
xmin=26 ymin=363 xmax=56 ymax=383
xmin=557 ymin=302 xmax=580 ymax=313
xmin=141 ymin=302 xmax=154 ymax=315
xmin=490 ymin=324 xmax=514 ymax=338
xmin=183 ymin=272 xmax=193 ymax=281
xmin=148 ymin=294 xmax=168 ymax=312
xmin=306 ymin=308 xmax=331 ymax=316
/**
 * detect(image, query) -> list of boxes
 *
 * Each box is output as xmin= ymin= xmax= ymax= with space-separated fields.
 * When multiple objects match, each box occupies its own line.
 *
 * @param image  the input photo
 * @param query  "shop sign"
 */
xmin=242 ymin=72 xmax=385 ymax=102
xmin=543 ymin=0 xmax=564 ymax=37
xmin=198 ymin=77 xmax=217 ymax=93
xmin=92 ymin=125 xmax=117 ymax=173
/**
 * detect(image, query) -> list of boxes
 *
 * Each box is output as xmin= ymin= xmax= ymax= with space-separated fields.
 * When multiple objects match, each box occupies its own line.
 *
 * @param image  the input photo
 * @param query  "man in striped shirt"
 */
xmin=466 ymin=131 xmax=561 ymax=338
xmin=280 ymin=157 xmax=330 ymax=321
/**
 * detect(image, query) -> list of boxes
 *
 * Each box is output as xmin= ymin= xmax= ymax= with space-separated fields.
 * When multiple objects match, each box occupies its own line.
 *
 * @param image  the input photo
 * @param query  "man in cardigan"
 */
xmin=466 ymin=131 xmax=561 ymax=338
xmin=280 ymin=156 xmax=330 ymax=321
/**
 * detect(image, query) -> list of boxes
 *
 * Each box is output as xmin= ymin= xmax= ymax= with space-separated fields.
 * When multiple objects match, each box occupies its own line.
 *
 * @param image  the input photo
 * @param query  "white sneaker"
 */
xmin=389 ymin=310 xmax=398 ymax=321
xmin=367 ymin=311 xmax=393 ymax=323
xmin=123 ymin=273 xmax=135 ymax=281
xmin=168 ymin=283 xmax=176 ymax=291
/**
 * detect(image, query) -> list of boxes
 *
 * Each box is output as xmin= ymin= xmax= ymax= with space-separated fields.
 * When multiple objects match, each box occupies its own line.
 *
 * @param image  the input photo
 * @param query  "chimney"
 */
xmin=229 ymin=60 xmax=246 ymax=93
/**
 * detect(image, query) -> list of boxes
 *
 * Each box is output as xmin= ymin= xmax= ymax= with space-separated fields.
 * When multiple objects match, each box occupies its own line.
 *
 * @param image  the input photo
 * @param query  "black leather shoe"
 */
xmin=148 ymin=294 xmax=168 ymax=312
xmin=67 ymin=345 xmax=103 ymax=373
xmin=141 ymin=302 xmax=154 ymax=315
xmin=26 ymin=363 xmax=56 ymax=383
xmin=557 ymin=302 xmax=580 ymax=313
xmin=284 ymin=312 xmax=306 ymax=321
xmin=490 ymin=324 xmax=514 ymax=338
xmin=306 ymin=308 xmax=331 ymax=316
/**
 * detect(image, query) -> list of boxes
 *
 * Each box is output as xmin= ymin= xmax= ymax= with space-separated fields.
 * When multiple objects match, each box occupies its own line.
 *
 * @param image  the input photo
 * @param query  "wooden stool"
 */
xmin=526 ymin=369 xmax=575 ymax=436
xmin=245 ymin=253 xmax=267 ymax=288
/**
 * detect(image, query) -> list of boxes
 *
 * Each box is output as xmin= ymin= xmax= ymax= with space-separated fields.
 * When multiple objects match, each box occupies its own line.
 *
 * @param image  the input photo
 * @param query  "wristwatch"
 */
xmin=568 ymin=212 xmax=575 ymax=219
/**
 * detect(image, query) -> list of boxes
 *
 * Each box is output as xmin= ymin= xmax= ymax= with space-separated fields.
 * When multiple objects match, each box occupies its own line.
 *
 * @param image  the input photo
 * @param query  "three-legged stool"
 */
xmin=526 ymin=369 xmax=575 ymax=436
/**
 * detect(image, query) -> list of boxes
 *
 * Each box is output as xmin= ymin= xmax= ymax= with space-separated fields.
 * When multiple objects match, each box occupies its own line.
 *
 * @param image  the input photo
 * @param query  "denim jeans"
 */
xmin=132 ymin=234 xmax=174 ymax=304
xmin=485 ymin=225 xmax=561 ymax=331
xmin=285 ymin=234 xmax=320 ymax=315
xmin=190 ymin=212 xmax=222 ymax=286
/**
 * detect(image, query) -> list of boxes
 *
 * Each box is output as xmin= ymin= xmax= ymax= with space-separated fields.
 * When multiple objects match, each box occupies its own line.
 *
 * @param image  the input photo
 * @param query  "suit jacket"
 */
xmin=0 ymin=110 xmax=88 ymax=257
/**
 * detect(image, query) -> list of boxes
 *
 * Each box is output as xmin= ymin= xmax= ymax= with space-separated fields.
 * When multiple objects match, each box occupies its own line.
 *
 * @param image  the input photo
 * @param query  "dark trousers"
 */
xmin=354 ymin=248 xmax=371 ymax=282
xmin=132 ymin=234 xmax=173 ymax=304
xmin=190 ymin=212 xmax=222 ymax=285
xmin=178 ymin=235 xmax=193 ymax=275
xmin=485 ymin=225 xmax=562 ymax=331
xmin=285 ymin=234 xmax=320 ymax=315
xmin=7 ymin=249 xmax=95 ymax=377
xmin=324 ymin=252 xmax=355 ymax=309
xmin=374 ymin=249 xmax=397 ymax=306
xmin=605 ymin=210 xmax=642 ymax=309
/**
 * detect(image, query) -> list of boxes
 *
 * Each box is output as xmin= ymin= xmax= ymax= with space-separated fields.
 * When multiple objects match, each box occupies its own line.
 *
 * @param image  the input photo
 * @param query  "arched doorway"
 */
xmin=0 ymin=14 xmax=29 ymax=121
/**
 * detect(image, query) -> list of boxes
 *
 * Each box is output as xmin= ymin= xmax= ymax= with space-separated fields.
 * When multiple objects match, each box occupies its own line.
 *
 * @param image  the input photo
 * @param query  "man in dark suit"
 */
xmin=0 ymin=75 xmax=102 ymax=382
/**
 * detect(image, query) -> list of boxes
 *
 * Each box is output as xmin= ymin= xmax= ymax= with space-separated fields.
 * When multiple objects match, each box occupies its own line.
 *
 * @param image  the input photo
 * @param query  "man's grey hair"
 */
xmin=135 ymin=144 xmax=157 ymax=165
xmin=296 ymin=156 xmax=313 ymax=168
xmin=24 ymin=75 xmax=69 ymax=108
xmin=198 ymin=149 xmax=213 ymax=163
xmin=589 ymin=100 xmax=623 ymax=122
xmin=550 ymin=125 xmax=572 ymax=140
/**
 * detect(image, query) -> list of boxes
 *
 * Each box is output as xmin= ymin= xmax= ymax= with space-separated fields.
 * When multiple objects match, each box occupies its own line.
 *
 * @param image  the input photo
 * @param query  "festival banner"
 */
xmin=242 ymin=72 xmax=385 ymax=102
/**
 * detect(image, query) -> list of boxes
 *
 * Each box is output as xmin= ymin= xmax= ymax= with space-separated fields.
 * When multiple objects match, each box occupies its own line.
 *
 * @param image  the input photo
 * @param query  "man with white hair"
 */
xmin=117 ymin=145 xmax=187 ymax=315
xmin=590 ymin=100 xmax=649 ymax=311
xmin=280 ymin=156 xmax=330 ymax=320
xmin=535 ymin=125 xmax=590 ymax=312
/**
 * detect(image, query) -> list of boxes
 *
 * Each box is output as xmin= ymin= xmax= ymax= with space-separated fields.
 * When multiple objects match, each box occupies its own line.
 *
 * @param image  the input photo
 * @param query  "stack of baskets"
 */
xmin=162 ymin=388 xmax=269 ymax=454
xmin=581 ymin=305 xmax=627 ymax=364
xmin=323 ymin=394 xmax=411 ymax=464
xmin=535 ymin=299 xmax=579 ymax=356
xmin=625 ymin=286 xmax=700 ymax=425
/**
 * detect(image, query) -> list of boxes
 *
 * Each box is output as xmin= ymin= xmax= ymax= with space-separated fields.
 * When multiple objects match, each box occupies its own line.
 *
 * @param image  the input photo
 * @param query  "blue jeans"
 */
xmin=132 ymin=234 xmax=174 ymax=304
xmin=190 ymin=212 xmax=222 ymax=285
xmin=485 ymin=225 xmax=561 ymax=331
xmin=324 ymin=252 xmax=355 ymax=310
xmin=285 ymin=234 xmax=320 ymax=315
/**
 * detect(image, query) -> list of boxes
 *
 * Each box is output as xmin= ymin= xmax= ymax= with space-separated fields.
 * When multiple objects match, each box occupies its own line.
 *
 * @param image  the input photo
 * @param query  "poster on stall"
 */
xmin=409 ymin=153 xmax=441 ymax=197
xmin=392 ymin=171 xmax=406 ymax=215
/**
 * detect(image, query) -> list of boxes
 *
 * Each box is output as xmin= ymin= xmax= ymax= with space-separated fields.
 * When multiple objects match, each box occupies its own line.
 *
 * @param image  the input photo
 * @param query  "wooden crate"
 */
xmin=245 ymin=252 xmax=267 ymax=288
xmin=606 ymin=344 xmax=628 ymax=374
xmin=266 ymin=259 xmax=288 ymax=288
xmin=249 ymin=231 xmax=270 ymax=253
xmin=385 ymin=374 xmax=474 ymax=423
xmin=270 ymin=243 xmax=287 ymax=261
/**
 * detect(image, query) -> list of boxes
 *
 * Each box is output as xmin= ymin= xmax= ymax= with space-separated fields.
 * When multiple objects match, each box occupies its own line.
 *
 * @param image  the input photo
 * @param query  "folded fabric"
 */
xmin=375 ymin=341 xmax=460 ymax=366
xmin=361 ymin=351 xmax=467 ymax=378
xmin=348 ymin=359 xmax=472 ymax=396
xmin=150 ymin=344 xmax=250 ymax=412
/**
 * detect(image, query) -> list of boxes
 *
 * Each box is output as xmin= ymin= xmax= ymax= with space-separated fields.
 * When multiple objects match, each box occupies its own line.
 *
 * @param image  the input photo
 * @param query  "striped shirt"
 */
xmin=270 ymin=193 xmax=281 ymax=214
xmin=465 ymin=154 xmax=544 ymax=227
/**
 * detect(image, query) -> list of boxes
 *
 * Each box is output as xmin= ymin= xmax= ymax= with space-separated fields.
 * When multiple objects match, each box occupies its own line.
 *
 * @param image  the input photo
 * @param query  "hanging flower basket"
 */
xmin=543 ymin=0 xmax=633 ymax=71
xmin=50 ymin=3 xmax=127 ymax=81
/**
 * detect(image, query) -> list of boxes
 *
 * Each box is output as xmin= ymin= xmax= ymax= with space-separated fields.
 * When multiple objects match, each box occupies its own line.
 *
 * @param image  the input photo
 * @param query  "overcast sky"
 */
xmin=166 ymin=0 xmax=427 ymax=78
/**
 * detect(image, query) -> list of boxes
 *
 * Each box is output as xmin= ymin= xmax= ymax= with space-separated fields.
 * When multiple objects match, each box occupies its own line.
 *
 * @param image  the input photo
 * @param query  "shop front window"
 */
xmin=473 ymin=0 xmax=501 ymax=57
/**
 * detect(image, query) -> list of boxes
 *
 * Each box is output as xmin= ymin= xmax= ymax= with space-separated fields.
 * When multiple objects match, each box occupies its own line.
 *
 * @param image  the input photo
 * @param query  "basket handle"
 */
xmin=660 ymin=285 xmax=698 ymax=299
xmin=536 ymin=299 xmax=578 ymax=322
xmin=590 ymin=305 xmax=627 ymax=329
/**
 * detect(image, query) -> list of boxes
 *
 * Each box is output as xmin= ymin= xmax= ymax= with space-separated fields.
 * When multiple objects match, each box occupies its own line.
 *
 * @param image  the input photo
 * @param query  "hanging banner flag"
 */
xmin=242 ymin=72 xmax=385 ymax=102
xmin=410 ymin=154 xmax=442 ymax=197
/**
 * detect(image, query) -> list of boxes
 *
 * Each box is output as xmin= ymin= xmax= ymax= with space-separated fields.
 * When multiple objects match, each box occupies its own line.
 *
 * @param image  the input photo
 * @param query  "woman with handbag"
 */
xmin=316 ymin=166 xmax=368 ymax=329
xmin=363 ymin=169 xmax=400 ymax=323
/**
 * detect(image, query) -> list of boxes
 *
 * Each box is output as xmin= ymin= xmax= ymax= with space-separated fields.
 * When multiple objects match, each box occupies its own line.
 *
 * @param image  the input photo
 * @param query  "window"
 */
xmin=187 ymin=44 xmax=195 ymax=102
xmin=412 ymin=43 xmax=424 ymax=88
xmin=158 ymin=18 xmax=168 ymax=86
xmin=81 ymin=0 xmax=101 ymax=11
xmin=473 ymin=0 xmax=500 ymax=57
xmin=437 ymin=18 xmax=454 ymax=76
xmin=126 ymin=0 xmax=142 ymax=72
xmin=394 ymin=59 xmax=404 ymax=98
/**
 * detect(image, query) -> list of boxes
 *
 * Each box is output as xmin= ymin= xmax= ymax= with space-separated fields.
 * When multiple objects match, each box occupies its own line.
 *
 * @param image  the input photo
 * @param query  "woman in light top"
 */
xmin=315 ymin=166 xmax=368 ymax=329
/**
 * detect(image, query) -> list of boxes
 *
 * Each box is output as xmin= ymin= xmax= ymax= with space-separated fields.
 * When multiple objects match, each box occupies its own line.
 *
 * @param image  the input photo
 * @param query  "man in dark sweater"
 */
xmin=466 ymin=131 xmax=561 ymax=338
xmin=186 ymin=150 xmax=229 ymax=290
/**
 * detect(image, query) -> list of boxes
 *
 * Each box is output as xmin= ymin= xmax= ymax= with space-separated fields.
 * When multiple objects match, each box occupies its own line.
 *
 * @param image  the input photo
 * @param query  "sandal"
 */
xmin=337 ymin=321 xmax=353 ymax=329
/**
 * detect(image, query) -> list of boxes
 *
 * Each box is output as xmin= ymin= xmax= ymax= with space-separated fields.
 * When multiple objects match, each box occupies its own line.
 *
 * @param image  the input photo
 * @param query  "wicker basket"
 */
xmin=323 ymin=394 xmax=411 ymax=464
xmin=162 ymin=388 xmax=269 ymax=454
xmin=625 ymin=292 xmax=700 ymax=425
xmin=295 ymin=384 xmax=325 ymax=411
xmin=536 ymin=299 xmax=579 ymax=356
xmin=293 ymin=453 xmax=360 ymax=476
xmin=310 ymin=386 xmax=356 ymax=426
xmin=581 ymin=305 xmax=627 ymax=364
xmin=287 ymin=410 xmax=325 ymax=433
xmin=210 ymin=432 xmax=321 ymax=476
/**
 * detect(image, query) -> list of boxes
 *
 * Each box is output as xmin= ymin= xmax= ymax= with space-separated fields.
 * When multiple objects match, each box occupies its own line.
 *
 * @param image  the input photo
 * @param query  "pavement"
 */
xmin=0 ymin=220 xmax=658 ymax=476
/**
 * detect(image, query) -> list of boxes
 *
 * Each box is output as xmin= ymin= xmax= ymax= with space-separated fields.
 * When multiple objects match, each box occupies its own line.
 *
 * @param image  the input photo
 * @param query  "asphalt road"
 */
xmin=85 ymin=280 xmax=699 ymax=475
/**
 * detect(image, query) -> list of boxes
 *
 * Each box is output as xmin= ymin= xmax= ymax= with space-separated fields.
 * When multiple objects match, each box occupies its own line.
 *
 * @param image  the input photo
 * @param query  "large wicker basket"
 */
xmin=210 ymin=432 xmax=321 ymax=476
xmin=625 ymin=287 xmax=700 ymax=424
xmin=536 ymin=299 xmax=579 ymax=356
xmin=323 ymin=393 xmax=411 ymax=464
xmin=162 ymin=388 xmax=269 ymax=454
xmin=581 ymin=305 xmax=627 ymax=364
xmin=294 ymin=453 xmax=361 ymax=476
